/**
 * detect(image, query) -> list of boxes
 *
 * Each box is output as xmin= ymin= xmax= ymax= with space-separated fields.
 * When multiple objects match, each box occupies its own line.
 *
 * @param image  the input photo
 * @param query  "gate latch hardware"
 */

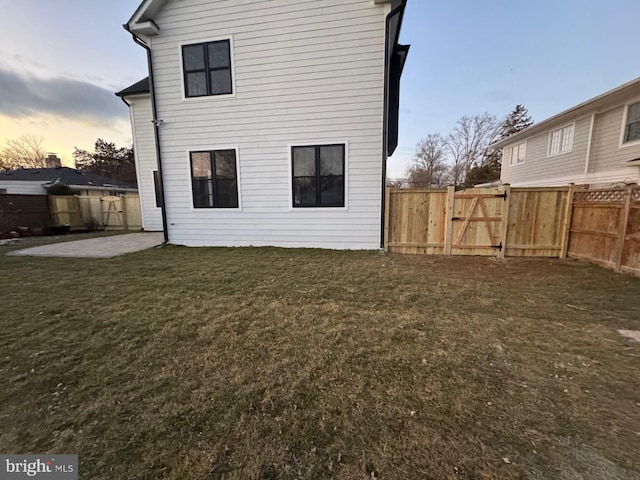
xmin=494 ymin=192 xmax=508 ymax=200
xmin=491 ymin=242 xmax=503 ymax=251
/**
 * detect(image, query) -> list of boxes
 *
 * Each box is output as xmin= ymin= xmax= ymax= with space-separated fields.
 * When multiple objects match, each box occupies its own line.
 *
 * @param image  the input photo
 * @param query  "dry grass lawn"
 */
xmin=1 ymin=237 xmax=639 ymax=479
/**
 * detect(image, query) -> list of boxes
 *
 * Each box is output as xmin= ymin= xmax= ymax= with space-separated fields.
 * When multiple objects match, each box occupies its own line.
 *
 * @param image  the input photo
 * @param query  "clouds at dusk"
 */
xmin=0 ymin=68 xmax=127 ymax=123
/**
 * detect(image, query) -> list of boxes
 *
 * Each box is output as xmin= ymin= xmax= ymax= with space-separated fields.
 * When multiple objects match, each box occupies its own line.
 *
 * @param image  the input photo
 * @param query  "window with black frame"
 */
xmin=190 ymin=150 xmax=238 ymax=208
xmin=292 ymin=144 xmax=345 ymax=207
xmin=182 ymin=39 xmax=233 ymax=97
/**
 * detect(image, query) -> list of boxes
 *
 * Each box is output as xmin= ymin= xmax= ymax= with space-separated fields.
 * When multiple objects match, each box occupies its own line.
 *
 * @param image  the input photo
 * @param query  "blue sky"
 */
xmin=0 ymin=0 xmax=639 ymax=173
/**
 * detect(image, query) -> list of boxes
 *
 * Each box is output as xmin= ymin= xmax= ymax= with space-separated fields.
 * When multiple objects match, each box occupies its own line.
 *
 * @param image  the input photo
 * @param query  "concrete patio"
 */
xmin=7 ymin=232 xmax=164 ymax=258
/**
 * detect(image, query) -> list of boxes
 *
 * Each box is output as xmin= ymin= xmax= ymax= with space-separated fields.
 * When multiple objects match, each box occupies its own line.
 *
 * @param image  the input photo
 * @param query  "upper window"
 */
xmin=508 ymin=142 xmax=526 ymax=165
xmin=623 ymin=102 xmax=640 ymax=144
xmin=190 ymin=149 xmax=238 ymax=208
xmin=182 ymin=40 xmax=233 ymax=98
xmin=292 ymin=144 xmax=345 ymax=208
xmin=548 ymin=124 xmax=574 ymax=156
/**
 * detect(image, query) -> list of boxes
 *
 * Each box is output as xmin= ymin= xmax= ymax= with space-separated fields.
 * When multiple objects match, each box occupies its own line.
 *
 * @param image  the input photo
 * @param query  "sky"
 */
xmin=0 ymin=1 xmax=639 ymax=174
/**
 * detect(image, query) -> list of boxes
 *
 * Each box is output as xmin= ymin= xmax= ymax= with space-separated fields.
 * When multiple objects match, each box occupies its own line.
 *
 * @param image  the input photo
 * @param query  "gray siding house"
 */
xmin=117 ymin=0 xmax=409 ymax=249
xmin=494 ymin=77 xmax=640 ymax=188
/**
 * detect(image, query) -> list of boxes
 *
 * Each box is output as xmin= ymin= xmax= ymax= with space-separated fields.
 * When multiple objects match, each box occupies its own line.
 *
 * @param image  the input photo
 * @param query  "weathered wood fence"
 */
xmin=50 ymin=194 xmax=142 ymax=231
xmin=385 ymin=184 xmax=640 ymax=275
xmin=0 ymin=194 xmax=52 ymax=233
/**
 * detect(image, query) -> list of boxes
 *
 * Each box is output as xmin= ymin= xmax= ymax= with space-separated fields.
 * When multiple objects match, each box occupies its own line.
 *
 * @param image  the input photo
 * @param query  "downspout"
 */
xmin=124 ymin=25 xmax=169 ymax=244
xmin=380 ymin=0 xmax=407 ymax=249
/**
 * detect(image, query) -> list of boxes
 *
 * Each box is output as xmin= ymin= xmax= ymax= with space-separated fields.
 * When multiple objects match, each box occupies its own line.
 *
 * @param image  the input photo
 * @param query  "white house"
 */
xmin=494 ymin=77 xmax=640 ymax=188
xmin=117 ymin=0 xmax=409 ymax=249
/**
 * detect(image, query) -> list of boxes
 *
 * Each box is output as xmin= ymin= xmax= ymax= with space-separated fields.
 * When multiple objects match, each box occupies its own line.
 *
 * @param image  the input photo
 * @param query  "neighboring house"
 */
xmin=494 ymin=77 xmax=640 ymax=188
xmin=117 ymin=0 xmax=409 ymax=248
xmin=0 ymin=167 xmax=137 ymax=196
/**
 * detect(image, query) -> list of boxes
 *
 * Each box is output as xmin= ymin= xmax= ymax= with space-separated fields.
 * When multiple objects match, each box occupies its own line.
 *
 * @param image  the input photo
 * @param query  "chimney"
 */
xmin=45 ymin=153 xmax=62 ymax=169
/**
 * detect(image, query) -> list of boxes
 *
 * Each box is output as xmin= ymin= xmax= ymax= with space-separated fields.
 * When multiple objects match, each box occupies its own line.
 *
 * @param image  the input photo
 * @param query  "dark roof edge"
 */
xmin=116 ymin=77 xmax=151 ymax=97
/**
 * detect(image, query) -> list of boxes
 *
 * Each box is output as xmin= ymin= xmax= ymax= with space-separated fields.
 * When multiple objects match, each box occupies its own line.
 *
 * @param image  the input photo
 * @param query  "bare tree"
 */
xmin=0 ymin=135 xmax=47 ymax=170
xmin=406 ymin=134 xmax=451 ymax=188
xmin=445 ymin=113 xmax=500 ymax=186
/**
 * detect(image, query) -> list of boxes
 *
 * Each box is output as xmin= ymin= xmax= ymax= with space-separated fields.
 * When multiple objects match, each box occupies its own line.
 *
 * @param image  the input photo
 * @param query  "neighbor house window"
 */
xmin=292 ymin=144 xmax=345 ymax=207
xmin=508 ymin=142 xmax=526 ymax=165
xmin=623 ymin=102 xmax=640 ymax=144
xmin=548 ymin=124 xmax=574 ymax=156
xmin=190 ymin=150 xmax=238 ymax=208
xmin=182 ymin=39 xmax=233 ymax=97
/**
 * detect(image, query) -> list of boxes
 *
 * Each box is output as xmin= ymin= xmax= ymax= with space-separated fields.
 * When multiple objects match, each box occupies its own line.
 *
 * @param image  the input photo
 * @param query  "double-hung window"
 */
xmin=623 ymin=102 xmax=640 ymax=144
xmin=548 ymin=124 xmax=574 ymax=156
xmin=508 ymin=142 xmax=526 ymax=165
xmin=182 ymin=40 xmax=233 ymax=97
xmin=292 ymin=144 xmax=345 ymax=207
xmin=190 ymin=150 xmax=238 ymax=208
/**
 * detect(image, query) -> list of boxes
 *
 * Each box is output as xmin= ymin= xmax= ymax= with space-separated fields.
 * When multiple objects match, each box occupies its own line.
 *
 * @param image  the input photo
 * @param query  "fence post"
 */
xmin=384 ymin=187 xmax=391 ymax=252
xmin=560 ymin=183 xmax=576 ymax=259
xmin=121 ymin=195 xmax=129 ymax=231
xmin=444 ymin=185 xmax=455 ymax=255
xmin=498 ymin=184 xmax=511 ymax=259
xmin=614 ymin=186 xmax=632 ymax=272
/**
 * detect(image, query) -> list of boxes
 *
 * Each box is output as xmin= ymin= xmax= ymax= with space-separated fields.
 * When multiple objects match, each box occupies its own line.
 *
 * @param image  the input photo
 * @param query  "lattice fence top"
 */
xmin=632 ymin=188 xmax=640 ymax=202
xmin=574 ymin=189 xmax=627 ymax=203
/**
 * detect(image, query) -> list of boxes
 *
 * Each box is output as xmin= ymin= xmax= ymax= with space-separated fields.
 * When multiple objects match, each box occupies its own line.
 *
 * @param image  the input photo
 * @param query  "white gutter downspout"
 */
xmin=584 ymin=113 xmax=596 ymax=174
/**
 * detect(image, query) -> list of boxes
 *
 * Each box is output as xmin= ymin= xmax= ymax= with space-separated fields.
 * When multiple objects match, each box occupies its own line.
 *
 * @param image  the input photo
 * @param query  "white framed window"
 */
xmin=622 ymin=101 xmax=640 ymax=145
xmin=548 ymin=124 xmax=574 ymax=156
xmin=507 ymin=142 xmax=526 ymax=165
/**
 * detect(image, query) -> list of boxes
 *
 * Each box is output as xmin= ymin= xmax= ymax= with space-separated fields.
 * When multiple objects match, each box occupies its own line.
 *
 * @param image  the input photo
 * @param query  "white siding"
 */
xmin=129 ymin=95 xmax=163 ymax=231
xmin=147 ymin=0 xmax=388 ymax=249
xmin=0 ymin=181 xmax=47 ymax=195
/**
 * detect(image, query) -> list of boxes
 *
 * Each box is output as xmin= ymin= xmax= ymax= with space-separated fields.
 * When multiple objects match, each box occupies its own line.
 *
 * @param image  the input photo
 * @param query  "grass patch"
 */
xmin=1 ymin=245 xmax=639 ymax=479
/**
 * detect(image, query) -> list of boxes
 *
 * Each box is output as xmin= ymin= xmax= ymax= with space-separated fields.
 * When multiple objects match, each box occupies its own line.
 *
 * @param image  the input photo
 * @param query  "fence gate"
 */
xmin=101 ymin=196 xmax=126 ymax=230
xmin=446 ymin=187 xmax=507 ymax=256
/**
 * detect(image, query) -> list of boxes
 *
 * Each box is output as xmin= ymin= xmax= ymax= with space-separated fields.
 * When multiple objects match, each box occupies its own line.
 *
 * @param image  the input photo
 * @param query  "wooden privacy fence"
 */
xmin=0 ymin=194 xmax=52 ymax=233
xmin=385 ymin=184 xmax=640 ymax=275
xmin=50 ymin=194 xmax=142 ymax=231
xmin=385 ymin=185 xmax=572 ymax=258
xmin=567 ymin=186 xmax=640 ymax=275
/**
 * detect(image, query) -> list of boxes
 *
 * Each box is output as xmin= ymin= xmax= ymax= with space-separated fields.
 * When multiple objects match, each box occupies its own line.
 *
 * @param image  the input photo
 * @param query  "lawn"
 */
xmin=1 ymin=240 xmax=639 ymax=479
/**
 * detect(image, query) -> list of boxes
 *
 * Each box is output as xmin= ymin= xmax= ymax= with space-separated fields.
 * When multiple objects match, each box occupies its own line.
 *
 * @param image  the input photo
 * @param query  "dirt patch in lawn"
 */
xmin=0 ymin=248 xmax=639 ymax=479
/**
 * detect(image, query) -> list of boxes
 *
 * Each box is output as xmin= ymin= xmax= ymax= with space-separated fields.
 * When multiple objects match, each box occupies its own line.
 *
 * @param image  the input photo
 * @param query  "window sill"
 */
xmin=619 ymin=139 xmax=640 ymax=149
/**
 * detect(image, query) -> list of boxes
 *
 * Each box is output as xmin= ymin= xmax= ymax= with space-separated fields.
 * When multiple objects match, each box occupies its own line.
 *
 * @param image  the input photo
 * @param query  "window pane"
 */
xmin=293 ymin=147 xmax=316 ymax=176
xmin=293 ymin=177 xmax=316 ymax=206
xmin=153 ymin=170 xmax=162 ymax=207
xmin=561 ymin=125 xmax=574 ymax=152
xmin=214 ymin=150 xmax=237 ymax=179
xmin=320 ymin=175 xmax=344 ymax=207
xmin=626 ymin=122 xmax=640 ymax=143
xmin=186 ymin=72 xmax=207 ymax=97
xmin=191 ymin=152 xmax=213 ymax=208
xmin=628 ymin=102 xmax=640 ymax=123
xmin=210 ymin=69 xmax=232 ymax=95
xmin=549 ymin=130 xmax=561 ymax=155
xmin=183 ymin=44 xmax=205 ymax=70
xmin=319 ymin=145 xmax=344 ymax=175
xmin=216 ymin=179 xmax=238 ymax=208
xmin=208 ymin=40 xmax=231 ymax=68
